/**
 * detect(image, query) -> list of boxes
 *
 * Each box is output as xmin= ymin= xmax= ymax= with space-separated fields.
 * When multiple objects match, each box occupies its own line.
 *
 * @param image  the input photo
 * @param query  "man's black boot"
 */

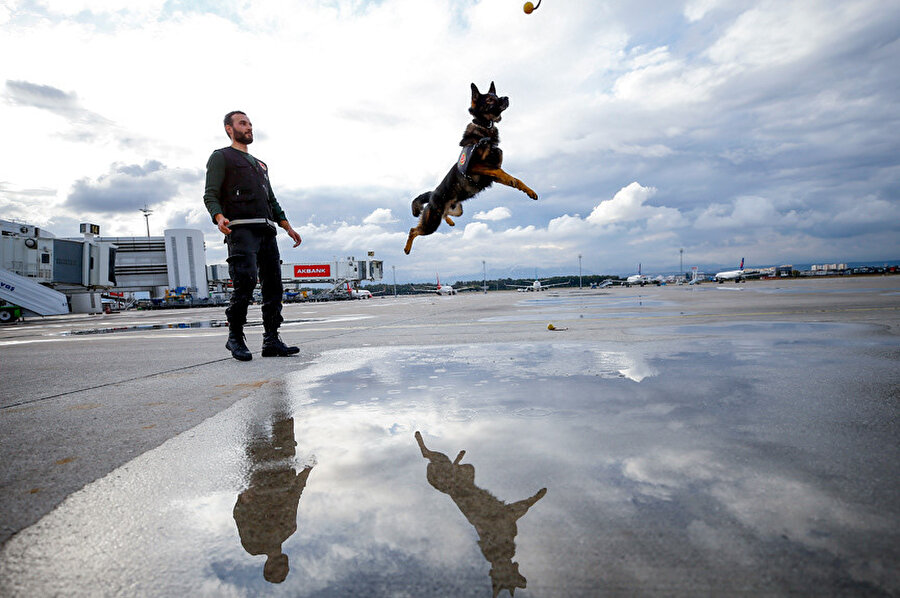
xmin=226 ymin=329 xmax=253 ymax=361
xmin=262 ymin=332 xmax=299 ymax=357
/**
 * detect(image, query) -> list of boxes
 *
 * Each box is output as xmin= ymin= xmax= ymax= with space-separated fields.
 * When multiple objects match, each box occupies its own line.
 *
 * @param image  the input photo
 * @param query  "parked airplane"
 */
xmin=715 ymin=258 xmax=761 ymax=283
xmin=506 ymin=279 xmax=569 ymax=292
xmin=413 ymin=275 xmax=472 ymax=296
xmin=326 ymin=281 xmax=375 ymax=299
xmin=347 ymin=283 xmax=373 ymax=299
xmin=624 ymin=264 xmax=658 ymax=287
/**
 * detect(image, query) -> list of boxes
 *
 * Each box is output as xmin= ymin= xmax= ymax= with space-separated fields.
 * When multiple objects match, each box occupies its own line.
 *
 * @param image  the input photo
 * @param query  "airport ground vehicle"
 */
xmin=0 ymin=301 xmax=23 ymax=323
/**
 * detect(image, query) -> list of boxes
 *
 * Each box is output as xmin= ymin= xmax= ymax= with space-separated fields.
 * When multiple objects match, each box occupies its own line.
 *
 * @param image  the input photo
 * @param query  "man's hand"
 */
xmin=280 ymin=220 xmax=302 ymax=247
xmin=215 ymin=214 xmax=232 ymax=235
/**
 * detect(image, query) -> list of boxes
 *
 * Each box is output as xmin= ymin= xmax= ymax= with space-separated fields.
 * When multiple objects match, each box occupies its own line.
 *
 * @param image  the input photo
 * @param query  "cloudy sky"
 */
xmin=1 ymin=0 xmax=898 ymax=282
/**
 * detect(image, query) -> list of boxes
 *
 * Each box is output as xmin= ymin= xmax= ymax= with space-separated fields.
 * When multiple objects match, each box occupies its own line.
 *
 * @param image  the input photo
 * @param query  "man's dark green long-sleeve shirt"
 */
xmin=203 ymin=148 xmax=287 ymax=224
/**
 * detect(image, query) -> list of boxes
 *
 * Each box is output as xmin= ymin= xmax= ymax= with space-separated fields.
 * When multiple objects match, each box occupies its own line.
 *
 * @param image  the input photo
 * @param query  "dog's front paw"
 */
xmin=519 ymin=182 xmax=538 ymax=200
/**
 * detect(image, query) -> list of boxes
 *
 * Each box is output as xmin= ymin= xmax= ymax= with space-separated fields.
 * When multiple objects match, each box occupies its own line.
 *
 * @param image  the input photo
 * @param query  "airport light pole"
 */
xmin=680 ymin=248 xmax=684 ymax=279
xmin=482 ymin=260 xmax=487 ymax=294
xmin=140 ymin=205 xmax=153 ymax=237
xmin=392 ymin=265 xmax=397 ymax=297
xmin=578 ymin=253 xmax=582 ymax=290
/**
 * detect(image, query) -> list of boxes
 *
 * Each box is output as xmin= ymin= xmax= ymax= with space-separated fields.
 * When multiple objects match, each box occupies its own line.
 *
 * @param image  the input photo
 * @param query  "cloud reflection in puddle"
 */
xmin=1 ymin=335 xmax=897 ymax=596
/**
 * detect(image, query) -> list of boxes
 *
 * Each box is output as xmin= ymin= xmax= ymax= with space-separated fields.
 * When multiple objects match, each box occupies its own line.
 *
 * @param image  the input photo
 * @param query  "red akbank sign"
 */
xmin=294 ymin=264 xmax=331 ymax=278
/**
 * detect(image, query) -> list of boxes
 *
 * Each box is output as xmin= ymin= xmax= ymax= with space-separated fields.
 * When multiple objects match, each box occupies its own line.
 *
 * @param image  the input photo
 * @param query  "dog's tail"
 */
xmin=411 ymin=192 xmax=431 ymax=217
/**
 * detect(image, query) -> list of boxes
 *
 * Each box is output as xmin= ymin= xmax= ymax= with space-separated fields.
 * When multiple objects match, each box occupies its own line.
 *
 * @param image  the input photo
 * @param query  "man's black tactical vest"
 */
xmin=217 ymin=147 xmax=276 ymax=222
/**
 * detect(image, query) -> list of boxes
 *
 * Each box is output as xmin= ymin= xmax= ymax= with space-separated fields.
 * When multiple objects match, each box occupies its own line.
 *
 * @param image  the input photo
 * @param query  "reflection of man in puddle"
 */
xmin=415 ymin=431 xmax=547 ymax=597
xmin=233 ymin=417 xmax=313 ymax=583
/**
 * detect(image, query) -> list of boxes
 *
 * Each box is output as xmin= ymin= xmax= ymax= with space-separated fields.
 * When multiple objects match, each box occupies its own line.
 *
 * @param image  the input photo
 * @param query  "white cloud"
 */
xmin=706 ymin=1 xmax=844 ymax=68
xmin=33 ymin=0 xmax=167 ymax=20
xmin=473 ymin=207 xmax=511 ymax=221
xmin=362 ymin=208 xmax=397 ymax=225
xmin=684 ymin=0 xmax=724 ymax=22
xmin=696 ymin=195 xmax=800 ymax=231
xmin=586 ymin=182 xmax=659 ymax=226
xmin=462 ymin=221 xmax=491 ymax=240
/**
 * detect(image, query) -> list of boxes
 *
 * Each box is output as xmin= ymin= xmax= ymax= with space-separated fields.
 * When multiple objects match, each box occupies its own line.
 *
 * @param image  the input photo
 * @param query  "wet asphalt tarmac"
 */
xmin=1 ymin=277 xmax=898 ymax=597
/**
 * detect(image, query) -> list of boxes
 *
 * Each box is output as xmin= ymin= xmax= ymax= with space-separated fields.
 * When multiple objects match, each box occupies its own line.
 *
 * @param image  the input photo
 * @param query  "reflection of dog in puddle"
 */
xmin=415 ymin=431 xmax=547 ymax=597
xmin=233 ymin=416 xmax=313 ymax=584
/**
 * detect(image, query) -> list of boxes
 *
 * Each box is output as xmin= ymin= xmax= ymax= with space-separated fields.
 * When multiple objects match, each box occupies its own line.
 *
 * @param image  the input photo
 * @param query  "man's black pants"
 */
xmin=225 ymin=226 xmax=283 ymax=332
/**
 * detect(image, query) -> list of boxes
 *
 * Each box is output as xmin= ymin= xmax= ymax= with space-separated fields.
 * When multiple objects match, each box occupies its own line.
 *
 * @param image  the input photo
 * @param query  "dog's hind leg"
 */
xmin=406 ymin=193 xmax=432 ymax=254
xmin=404 ymin=227 xmax=420 ymax=255
xmin=443 ymin=201 xmax=464 ymax=226
xmin=405 ymin=201 xmax=444 ymax=254
xmin=411 ymin=192 xmax=431 ymax=217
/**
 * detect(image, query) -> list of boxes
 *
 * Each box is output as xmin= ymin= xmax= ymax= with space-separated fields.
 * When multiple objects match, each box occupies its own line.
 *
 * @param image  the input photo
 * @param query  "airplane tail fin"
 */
xmin=739 ymin=258 xmax=744 ymax=269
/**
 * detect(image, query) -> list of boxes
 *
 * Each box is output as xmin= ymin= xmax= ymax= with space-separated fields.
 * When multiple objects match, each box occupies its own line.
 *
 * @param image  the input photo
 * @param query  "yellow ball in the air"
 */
xmin=524 ymin=2 xmax=534 ymax=14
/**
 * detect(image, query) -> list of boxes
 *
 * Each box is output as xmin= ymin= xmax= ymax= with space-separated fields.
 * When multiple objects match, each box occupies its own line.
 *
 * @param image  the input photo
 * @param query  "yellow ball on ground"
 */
xmin=524 ymin=2 xmax=534 ymax=14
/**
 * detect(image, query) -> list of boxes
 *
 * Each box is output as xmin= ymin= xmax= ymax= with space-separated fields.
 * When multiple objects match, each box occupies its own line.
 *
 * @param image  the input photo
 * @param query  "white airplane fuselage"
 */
xmin=715 ymin=269 xmax=745 ymax=282
xmin=715 ymin=259 xmax=750 ymax=283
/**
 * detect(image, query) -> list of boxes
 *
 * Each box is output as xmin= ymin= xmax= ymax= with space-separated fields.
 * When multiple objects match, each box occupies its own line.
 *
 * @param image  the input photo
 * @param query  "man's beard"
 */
xmin=234 ymin=130 xmax=253 ymax=144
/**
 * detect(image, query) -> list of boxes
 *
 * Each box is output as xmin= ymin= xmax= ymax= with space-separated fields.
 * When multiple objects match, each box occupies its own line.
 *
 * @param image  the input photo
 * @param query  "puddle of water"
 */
xmin=2 ymin=339 xmax=898 ymax=596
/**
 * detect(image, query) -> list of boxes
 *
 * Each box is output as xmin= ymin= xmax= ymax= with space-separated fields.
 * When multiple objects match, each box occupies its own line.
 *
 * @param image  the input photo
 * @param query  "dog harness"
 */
xmin=457 ymin=137 xmax=495 ymax=177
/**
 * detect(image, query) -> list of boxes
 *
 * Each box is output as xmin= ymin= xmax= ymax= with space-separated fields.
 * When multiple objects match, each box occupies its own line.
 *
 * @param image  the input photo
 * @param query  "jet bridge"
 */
xmin=280 ymin=256 xmax=384 ymax=284
xmin=0 ymin=220 xmax=118 ymax=317
xmin=207 ymin=256 xmax=383 ymax=301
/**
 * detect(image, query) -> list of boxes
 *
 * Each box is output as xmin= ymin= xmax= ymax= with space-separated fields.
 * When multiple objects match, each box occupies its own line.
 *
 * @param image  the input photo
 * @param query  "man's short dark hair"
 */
xmin=223 ymin=111 xmax=246 ymax=128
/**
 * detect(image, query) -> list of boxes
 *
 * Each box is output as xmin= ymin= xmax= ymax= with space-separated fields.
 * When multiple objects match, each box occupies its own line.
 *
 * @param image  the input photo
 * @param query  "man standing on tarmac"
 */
xmin=204 ymin=111 xmax=303 ymax=361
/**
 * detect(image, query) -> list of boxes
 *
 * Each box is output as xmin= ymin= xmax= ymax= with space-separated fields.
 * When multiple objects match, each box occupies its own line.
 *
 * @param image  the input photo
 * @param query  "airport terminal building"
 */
xmin=2 ymin=218 xmax=384 ymax=318
xmin=1 ymin=221 xmax=209 ymax=316
xmin=100 ymin=229 xmax=209 ymax=300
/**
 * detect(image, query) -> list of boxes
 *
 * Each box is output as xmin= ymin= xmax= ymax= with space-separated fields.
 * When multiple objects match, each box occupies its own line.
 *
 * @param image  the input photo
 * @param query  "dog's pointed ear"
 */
xmin=471 ymin=82 xmax=480 ymax=106
xmin=489 ymin=81 xmax=496 ymax=95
